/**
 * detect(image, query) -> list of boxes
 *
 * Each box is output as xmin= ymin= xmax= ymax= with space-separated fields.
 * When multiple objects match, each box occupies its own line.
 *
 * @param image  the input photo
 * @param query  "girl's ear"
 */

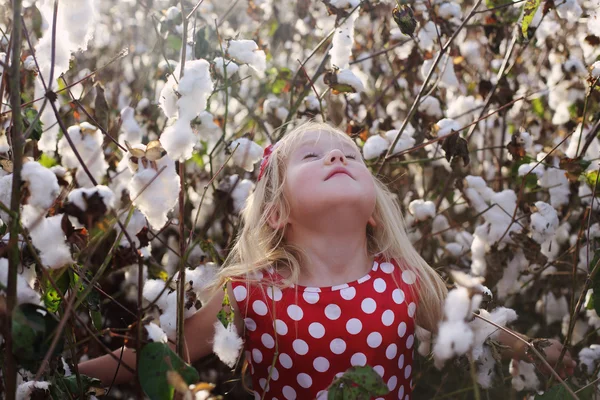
xmin=267 ymin=207 xmax=287 ymax=230
xmin=367 ymin=215 xmax=377 ymax=227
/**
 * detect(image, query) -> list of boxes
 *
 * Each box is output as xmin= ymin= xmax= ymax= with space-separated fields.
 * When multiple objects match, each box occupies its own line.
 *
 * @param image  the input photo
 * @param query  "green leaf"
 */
xmin=138 ymin=342 xmax=200 ymax=400
xmin=194 ymin=27 xmax=213 ymax=60
xmin=338 ymin=366 xmax=390 ymax=396
xmin=23 ymin=107 xmax=44 ymax=141
xmin=531 ymin=97 xmax=545 ymax=118
xmin=586 ymin=170 xmax=599 ymax=187
xmin=39 ymin=153 xmax=58 ymax=168
xmin=43 ymin=268 xmax=70 ymax=313
xmin=12 ymin=304 xmax=64 ymax=371
xmin=166 ymin=34 xmax=182 ymax=52
xmin=521 ymin=0 xmax=541 ymax=39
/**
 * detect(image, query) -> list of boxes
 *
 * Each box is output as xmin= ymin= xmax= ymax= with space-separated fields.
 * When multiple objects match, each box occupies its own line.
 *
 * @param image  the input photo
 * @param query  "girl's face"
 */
xmin=282 ymin=130 xmax=376 ymax=226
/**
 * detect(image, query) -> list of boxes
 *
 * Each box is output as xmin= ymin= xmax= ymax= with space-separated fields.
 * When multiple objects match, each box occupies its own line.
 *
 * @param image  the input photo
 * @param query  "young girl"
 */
xmin=79 ymin=121 xmax=574 ymax=399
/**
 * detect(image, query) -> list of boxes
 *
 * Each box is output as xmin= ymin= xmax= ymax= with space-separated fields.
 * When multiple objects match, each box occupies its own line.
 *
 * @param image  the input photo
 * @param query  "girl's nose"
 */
xmin=324 ymin=149 xmax=347 ymax=165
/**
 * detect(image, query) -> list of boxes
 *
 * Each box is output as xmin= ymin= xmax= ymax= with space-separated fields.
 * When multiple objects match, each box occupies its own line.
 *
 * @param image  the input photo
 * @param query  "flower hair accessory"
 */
xmin=257 ymin=142 xmax=279 ymax=182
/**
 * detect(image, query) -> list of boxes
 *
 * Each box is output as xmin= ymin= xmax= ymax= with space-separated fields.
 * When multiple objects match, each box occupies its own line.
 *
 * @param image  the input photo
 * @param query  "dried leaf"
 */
xmin=441 ymin=132 xmax=470 ymax=166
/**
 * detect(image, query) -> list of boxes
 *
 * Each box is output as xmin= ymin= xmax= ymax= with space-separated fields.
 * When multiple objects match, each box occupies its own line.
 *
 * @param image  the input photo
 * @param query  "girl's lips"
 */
xmin=325 ymin=167 xmax=353 ymax=180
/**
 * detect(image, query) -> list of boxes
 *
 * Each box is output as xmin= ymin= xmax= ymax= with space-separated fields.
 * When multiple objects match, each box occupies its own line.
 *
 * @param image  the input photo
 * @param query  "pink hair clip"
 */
xmin=257 ymin=142 xmax=279 ymax=182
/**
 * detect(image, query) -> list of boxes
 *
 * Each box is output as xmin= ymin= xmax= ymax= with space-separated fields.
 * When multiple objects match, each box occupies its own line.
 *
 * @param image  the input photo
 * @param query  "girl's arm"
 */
xmin=78 ymin=282 xmax=243 ymax=387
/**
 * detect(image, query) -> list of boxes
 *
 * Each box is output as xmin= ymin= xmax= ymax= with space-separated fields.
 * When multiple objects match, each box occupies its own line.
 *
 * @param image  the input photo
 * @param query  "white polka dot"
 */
xmin=346 ymin=318 xmax=362 ymax=335
xmin=398 ymin=385 xmax=405 ymax=399
xmin=405 ymin=395 xmax=409 ymax=400
xmin=325 ymin=304 xmax=341 ymax=320
xmin=332 ymin=283 xmax=349 ymax=291
xmin=266 ymin=286 xmax=282 ymax=301
xmin=297 ymin=373 xmax=312 ymax=388
xmin=382 ymin=310 xmax=395 ymax=326
xmin=404 ymin=365 xmax=412 ymax=379
xmin=303 ymin=291 xmax=320 ymax=304
xmin=253 ymin=390 xmax=260 ymax=400
xmin=357 ymin=275 xmax=371 ymax=284
xmin=259 ymin=378 xmax=269 ymax=390
xmin=398 ymin=322 xmax=407 ymax=337
xmin=293 ymin=339 xmax=309 ymax=355
xmin=367 ymin=332 xmax=382 ymax=348
xmin=287 ymin=304 xmax=303 ymax=321
xmin=380 ymin=262 xmax=394 ymax=274
xmin=372 ymin=261 xmax=379 ymax=271
xmin=261 ymin=333 xmax=275 ymax=349
xmin=279 ymin=353 xmax=293 ymax=369
xmin=275 ymin=319 xmax=288 ymax=335
xmin=398 ymin=354 xmax=405 ymax=369
xmin=316 ymin=390 xmax=328 ymax=399
xmin=282 ymin=386 xmax=297 ymax=400
xmin=361 ymin=298 xmax=376 ymax=314
xmin=268 ymin=366 xmax=279 ymax=380
xmin=253 ymin=300 xmax=268 ymax=316
xmin=408 ymin=302 xmax=416 ymax=318
xmin=373 ymin=278 xmax=387 ymax=293
xmin=402 ymin=270 xmax=417 ymax=284
xmin=245 ymin=318 xmax=257 ymax=331
xmin=387 ymin=376 xmax=398 ymax=391
xmin=233 ymin=285 xmax=247 ymax=301
xmin=309 ymin=322 xmax=325 ymax=339
xmin=248 ymin=270 xmax=264 ymax=280
xmin=406 ymin=334 xmax=414 ymax=349
xmin=374 ymin=365 xmax=385 ymax=377
xmin=252 ymin=348 xmax=263 ymax=363
xmin=351 ymin=352 xmax=367 ymax=366
xmin=386 ymin=343 xmax=397 ymax=359
xmin=313 ymin=357 xmax=330 ymax=372
xmin=340 ymin=286 xmax=356 ymax=300
xmin=330 ymin=338 xmax=346 ymax=354
xmin=392 ymin=289 xmax=405 ymax=304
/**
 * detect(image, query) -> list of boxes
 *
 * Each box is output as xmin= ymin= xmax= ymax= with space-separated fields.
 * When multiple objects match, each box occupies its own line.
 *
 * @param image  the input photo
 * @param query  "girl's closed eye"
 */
xmin=303 ymin=152 xmax=320 ymax=159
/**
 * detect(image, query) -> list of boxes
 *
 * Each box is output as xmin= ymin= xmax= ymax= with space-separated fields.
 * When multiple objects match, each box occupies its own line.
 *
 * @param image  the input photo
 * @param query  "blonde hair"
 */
xmin=212 ymin=121 xmax=446 ymax=330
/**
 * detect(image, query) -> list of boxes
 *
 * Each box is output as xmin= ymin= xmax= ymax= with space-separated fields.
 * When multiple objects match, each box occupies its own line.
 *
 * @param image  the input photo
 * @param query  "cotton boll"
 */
xmin=476 ymin=346 xmax=496 ymax=388
xmin=57 ymin=123 xmax=108 ymax=188
xmin=363 ymin=135 xmax=389 ymax=160
xmin=118 ymin=209 xmax=148 ymax=248
xmin=415 ymin=326 xmax=432 ymax=356
xmin=119 ymin=106 xmax=143 ymax=146
xmin=592 ymin=61 xmax=600 ymax=78
xmin=160 ymin=118 xmax=196 ymax=161
xmin=213 ymin=321 xmax=243 ymax=367
xmin=438 ymin=2 xmax=461 ymax=19
xmin=408 ymin=199 xmax=436 ymax=221
xmin=496 ymin=249 xmax=528 ymax=300
xmin=432 ymin=214 xmax=450 ymax=235
xmin=539 ymin=168 xmax=570 ymax=208
xmin=555 ymin=0 xmax=582 ymax=21
xmin=530 ymin=201 xmax=559 ymax=244
xmin=227 ymin=39 xmax=267 ymax=72
xmin=579 ymin=344 xmax=600 ymax=374
xmin=336 ymin=68 xmax=365 ymax=92
xmin=174 ymin=263 xmax=218 ymax=305
xmin=510 ymin=359 xmax=540 ymax=391
xmin=67 ymin=185 xmax=115 ymax=213
xmin=433 ymin=320 xmax=474 ymax=367
xmin=330 ymin=13 xmax=358 ymax=69
xmin=20 ymin=161 xmax=60 ymax=210
xmin=16 ymin=381 xmax=51 ymax=400
xmin=0 ymin=259 xmax=41 ymax=305
xmin=384 ymin=127 xmax=415 ymax=155
xmin=213 ymin=57 xmax=239 ymax=77
xmin=535 ymin=292 xmax=569 ymax=325
xmin=561 ymin=314 xmax=588 ymax=345
xmin=158 ymin=74 xmax=179 ymax=118
xmin=177 ymin=60 xmax=213 ymax=121
xmin=145 ymin=322 xmax=168 ymax=343
xmin=143 ymin=279 xmax=169 ymax=311
xmin=444 ymin=287 xmax=478 ymax=321
xmin=229 ymin=138 xmax=263 ymax=172
xmin=518 ymin=161 xmax=545 ymax=178
xmin=436 ymin=118 xmax=461 ymax=137
xmin=128 ymin=153 xmax=180 ymax=229
xmin=229 ymin=175 xmax=255 ymax=213
xmin=419 ymin=96 xmax=442 ymax=118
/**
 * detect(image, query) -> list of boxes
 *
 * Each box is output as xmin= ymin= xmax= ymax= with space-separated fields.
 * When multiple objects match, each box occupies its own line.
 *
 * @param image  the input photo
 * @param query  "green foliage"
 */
xmin=12 ymin=303 xmax=64 ymax=372
xmin=266 ymin=67 xmax=292 ymax=94
xmin=521 ymin=0 xmax=541 ymax=40
xmin=23 ymin=107 xmax=44 ymax=141
xmin=50 ymin=374 xmax=105 ymax=398
xmin=138 ymin=342 xmax=200 ymax=400
xmin=327 ymin=366 xmax=389 ymax=400
xmin=43 ymin=268 xmax=70 ymax=313
xmin=38 ymin=153 xmax=58 ymax=168
xmin=531 ymin=97 xmax=545 ymax=118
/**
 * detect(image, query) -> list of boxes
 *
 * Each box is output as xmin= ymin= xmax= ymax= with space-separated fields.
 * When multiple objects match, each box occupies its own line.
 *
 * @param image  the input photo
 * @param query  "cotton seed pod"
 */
xmin=392 ymin=5 xmax=416 ymax=38
xmin=125 ymin=140 xmax=167 ymax=172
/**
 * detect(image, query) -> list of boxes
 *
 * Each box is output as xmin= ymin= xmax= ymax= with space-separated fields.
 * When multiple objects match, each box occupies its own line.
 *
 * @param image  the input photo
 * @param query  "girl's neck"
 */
xmin=284 ymin=222 xmax=372 ymax=287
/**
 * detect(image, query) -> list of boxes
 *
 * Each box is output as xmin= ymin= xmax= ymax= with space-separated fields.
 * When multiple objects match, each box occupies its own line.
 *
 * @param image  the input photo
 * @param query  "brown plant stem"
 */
xmin=4 ymin=0 xmax=24 ymax=397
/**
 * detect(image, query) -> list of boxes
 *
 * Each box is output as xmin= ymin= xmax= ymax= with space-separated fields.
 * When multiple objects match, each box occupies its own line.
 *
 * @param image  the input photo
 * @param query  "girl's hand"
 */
xmin=527 ymin=338 xmax=577 ymax=379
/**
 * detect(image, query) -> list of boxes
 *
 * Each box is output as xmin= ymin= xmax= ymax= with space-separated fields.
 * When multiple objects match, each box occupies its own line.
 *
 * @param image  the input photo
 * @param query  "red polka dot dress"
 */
xmin=231 ymin=256 xmax=419 ymax=400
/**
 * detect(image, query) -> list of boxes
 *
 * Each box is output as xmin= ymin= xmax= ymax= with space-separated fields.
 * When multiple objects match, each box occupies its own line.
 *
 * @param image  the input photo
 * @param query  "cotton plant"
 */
xmin=408 ymin=199 xmax=436 ymax=221
xmin=16 ymin=381 xmax=51 ymax=400
xmin=431 ymin=271 xmax=518 ymax=388
xmin=0 ymin=259 xmax=41 ymax=306
xmin=226 ymin=39 xmax=266 ymax=73
xmin=362 ymin=124 xmax=417 ymax=160
xmin=158 ymin=60 xmax=214 ymax=161
xmin=213 ymin=57 xmax=239 ymax=78
xmin=228 ymin=138 xmax=263 ymax=173
xmin=119 ymin=106 xmax=143 ymax=146
xmin=57 ymin=122 xmax=108 ymax=188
